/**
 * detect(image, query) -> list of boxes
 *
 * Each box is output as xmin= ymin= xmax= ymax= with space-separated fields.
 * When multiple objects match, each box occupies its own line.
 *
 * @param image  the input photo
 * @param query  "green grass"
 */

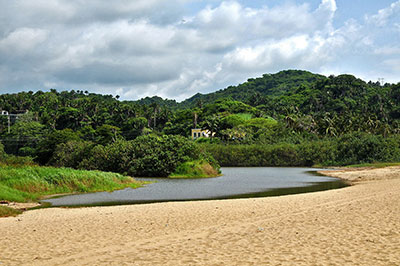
xmin=236 ymin=113 xmax=252 ymax=121
xmin=0 ymin=206 xmax=22 ymax=217
xmin=169 ymin=160 xmax=220 ymax=179
xmin=344 ymin=162 xmax=400 ymax=168
xmin=0 ymin=165 xmax=142 ymax=203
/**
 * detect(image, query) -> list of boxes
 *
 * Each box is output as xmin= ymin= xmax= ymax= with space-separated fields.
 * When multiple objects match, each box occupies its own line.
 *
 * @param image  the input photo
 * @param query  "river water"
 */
xmin=42 ymin=167 xmax=347 ymax=207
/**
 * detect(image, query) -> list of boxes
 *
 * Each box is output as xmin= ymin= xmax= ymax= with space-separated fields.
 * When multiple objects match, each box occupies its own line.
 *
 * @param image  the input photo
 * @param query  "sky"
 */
xmin=0 ymin=0 xmax=399 ymax=101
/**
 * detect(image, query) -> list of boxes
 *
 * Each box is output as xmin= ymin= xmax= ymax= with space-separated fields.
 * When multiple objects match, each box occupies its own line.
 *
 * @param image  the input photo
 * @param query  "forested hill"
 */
xmin=135 ymin=96 xmax=179 ymax=109
xmin=0 ymin=70 xmax=399 ymax=142
xmin=179 ymin=70 xmax=326 ymax=108
xmin=1 ymin=69 xmax=400 ymax=168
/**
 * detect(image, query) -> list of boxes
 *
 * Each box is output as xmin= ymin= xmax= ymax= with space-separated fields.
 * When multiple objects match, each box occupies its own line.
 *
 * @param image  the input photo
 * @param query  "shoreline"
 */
xmin=318 ymin=165 xmax=400 ymax=184
xmin=0 ymin=166 xmax=399 ymax=265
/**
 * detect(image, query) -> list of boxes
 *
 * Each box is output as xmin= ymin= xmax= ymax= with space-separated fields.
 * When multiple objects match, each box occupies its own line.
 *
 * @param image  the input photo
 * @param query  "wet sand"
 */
xmin=0 ymin=167 xmax=399 ymax=265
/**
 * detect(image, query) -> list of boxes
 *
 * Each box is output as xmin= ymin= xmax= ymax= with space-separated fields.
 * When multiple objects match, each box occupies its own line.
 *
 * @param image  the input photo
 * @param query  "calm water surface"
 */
xmin=42 ymin=167 xmax=347 ymax=207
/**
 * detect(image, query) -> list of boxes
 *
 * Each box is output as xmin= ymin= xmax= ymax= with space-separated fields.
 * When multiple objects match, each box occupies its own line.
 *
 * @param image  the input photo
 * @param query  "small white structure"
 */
xmin=191 ymin=129 xmax=215 ymax=139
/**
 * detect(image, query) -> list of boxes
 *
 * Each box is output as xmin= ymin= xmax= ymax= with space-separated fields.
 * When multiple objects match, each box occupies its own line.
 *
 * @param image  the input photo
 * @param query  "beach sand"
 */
xmin=0 ymin=167 xmax=399 ymax=265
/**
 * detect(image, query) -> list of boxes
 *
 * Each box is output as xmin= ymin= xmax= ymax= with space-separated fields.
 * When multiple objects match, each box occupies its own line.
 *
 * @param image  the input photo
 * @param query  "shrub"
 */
xmin=79 ymin=140 xmax=137 ymax=174
xmin=334 ymin=133 xmax=400 ymax=165
xmin=296 ymin=140 xmax=337 ymax=166
xmin=2 ymin=155 xmax=36 ymax=166
xmin=52 ymin=141 xmax=95 ymax=168
xmin=200 ymin=135 xmax=400 ymax=167
xmin=128 ymin=135 xmax=201 ymax=177
xmin=51 ymin=135 xmax=219 ymax=177
xmin=35 ymin=129 xmax=81 ymax=165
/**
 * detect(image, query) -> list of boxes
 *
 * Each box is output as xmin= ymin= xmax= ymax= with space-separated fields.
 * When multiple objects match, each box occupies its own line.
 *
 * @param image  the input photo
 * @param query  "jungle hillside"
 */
xmin=1 ymin=70 xmax=400 ymax=174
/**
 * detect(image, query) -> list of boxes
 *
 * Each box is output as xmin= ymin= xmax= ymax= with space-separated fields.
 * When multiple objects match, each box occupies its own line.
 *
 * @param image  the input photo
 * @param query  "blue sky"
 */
xmin=0 ymin=0 xmax=399 ymax=101
xmin=190 ymin=0 xmax=396 ymax=25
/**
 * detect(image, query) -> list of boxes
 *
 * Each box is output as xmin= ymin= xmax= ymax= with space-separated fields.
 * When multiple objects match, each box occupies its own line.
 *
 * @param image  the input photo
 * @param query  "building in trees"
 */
xmin=191 ymin=128 xmax=214 ymax=140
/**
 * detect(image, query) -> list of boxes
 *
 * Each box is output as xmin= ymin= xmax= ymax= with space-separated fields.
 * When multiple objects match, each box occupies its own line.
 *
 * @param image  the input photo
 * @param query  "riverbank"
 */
xmin=319 ymin=165 xmax=400 ymax=183
xmin=0 ymin=167 xmax=399 ymax=265
xmin=0 ymin=165 xmax=142 ymax=204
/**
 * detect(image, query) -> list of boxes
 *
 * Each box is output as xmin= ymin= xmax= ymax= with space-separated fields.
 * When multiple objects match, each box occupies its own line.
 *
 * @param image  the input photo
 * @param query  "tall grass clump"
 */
xmin=0 ymin=165 xmax=142 ymax=203
xmin=169 ymin=160 xmax=220 ymax=178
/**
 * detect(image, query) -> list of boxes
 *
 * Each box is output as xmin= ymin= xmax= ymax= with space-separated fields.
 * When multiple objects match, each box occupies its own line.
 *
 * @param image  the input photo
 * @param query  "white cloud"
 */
xmin=0 ymin=0 xmax=185 ymax=29
xmin=0 ymin=28 xmax=48 ymax=55
xmin=0 ymin=0 xmax=399 ymax=101
xmin=222 ymin=35 xmax=313 ymax=71
xmin=365 ymin=0 xmax=400 ymax=26
xmin=315 ymin=0 xmax=337 ymax=23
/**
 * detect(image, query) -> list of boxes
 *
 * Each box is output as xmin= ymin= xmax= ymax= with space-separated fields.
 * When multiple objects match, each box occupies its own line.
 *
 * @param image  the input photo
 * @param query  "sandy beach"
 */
xmin=0 ymin=167 xmax=399 ymax=265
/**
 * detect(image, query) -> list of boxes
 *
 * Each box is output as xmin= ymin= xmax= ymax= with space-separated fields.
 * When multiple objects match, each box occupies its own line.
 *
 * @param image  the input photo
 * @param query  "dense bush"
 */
xmin=36 ymin=129 xmax=81 ymax=165
xmin=52 ymin=141 xmax=95 ymax=168
xmin=200 ymin=143 xmax=302 ymax=167
xmin=52 ymin=135 xmax=219 ymax=177
xmin=2 ymin=119 xmax=46 ymax=156
xmin=0 ymin=142 xmax=36 ymax=166
xmin=200 ymin=134 xmax=400 ymax=167
xmin=296 ymin=140 xmax=337 ymax=166
xmin=78 ymin=140 xmax=135 ymax=174
xmin=127 ymin=135 xmax=199 ymax=177
xmin=334 ymin=133 xmax=400 ymax=165
xmin=2 ymin=155 xmax=36 ymax=166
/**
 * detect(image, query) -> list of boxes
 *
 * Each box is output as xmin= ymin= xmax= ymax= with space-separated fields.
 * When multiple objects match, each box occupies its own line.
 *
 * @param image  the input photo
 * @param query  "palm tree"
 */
xmin=150 ymin=102 xmax=159 ymax=129
xmin=203 ymin=115 xmax=220 ymax=140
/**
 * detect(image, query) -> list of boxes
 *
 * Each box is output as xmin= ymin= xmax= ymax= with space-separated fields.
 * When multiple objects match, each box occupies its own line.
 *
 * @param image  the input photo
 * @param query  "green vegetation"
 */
xmin=1 ymin=69 xmax=399 ymax=216
xmin=52 ymin=135 xmax=219 ymax=177
xmin=0 ymin=206 xmax=22 ymax=217
xmin=201 ymin=133 xmax=400 ymax=167
xmin=169 ymin=160 xmax=221 ymax=178
xmin=180 ymin=70 xmax=326 ymax=108
xmin=0 ymin=69 xmax=399 ymax=175
xmin=0 ymin=165 xmax=142 ymax=203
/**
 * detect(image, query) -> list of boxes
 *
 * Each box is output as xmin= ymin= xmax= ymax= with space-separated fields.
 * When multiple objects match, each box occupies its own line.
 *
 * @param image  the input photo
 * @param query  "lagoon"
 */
xmin=42 ymin=167 xmax=347 ymax=207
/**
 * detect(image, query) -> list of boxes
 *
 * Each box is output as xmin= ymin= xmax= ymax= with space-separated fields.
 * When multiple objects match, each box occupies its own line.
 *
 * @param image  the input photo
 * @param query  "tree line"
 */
xmin=1 ymin=70 xmax=400 ymax=173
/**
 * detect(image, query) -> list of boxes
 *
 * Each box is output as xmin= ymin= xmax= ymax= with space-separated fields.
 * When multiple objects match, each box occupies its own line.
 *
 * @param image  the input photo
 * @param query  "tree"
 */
xmin=203 ymin=115 xmax=220 ymax=140
xmin=95 ymin=124 xmax=121 ymax=145
xmin=150 ymin=102 xmax=159 ymax=129
xmin=3 ymin=118 xmax=46 ymax=156
xmin=36 ymin=129 xmax=81 ymax=165
xmin=122 ymin=117 xmax=147 ymax=140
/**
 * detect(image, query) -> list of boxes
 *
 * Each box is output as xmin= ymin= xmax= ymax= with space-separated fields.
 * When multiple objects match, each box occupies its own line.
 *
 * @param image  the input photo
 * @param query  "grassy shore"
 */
xmin=0 ymin=165 xmax=142 ymax=204
xmin=169 ymin=160 xmax=220 ymax=179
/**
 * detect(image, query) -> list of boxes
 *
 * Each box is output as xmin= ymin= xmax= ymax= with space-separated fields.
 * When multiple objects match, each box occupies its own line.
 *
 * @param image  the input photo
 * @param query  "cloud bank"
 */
xmin=0 ymin=0 xmax=399 ymax=101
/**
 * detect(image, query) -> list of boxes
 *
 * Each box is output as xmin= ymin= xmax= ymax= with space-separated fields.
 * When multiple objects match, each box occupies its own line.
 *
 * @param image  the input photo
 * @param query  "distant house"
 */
xmin=191 ymin=128 xmax=214 ymax=140
xmin=0 ymin=109 xmax=28 ymax=123
xmin=0 ymin=110 xmax=28 ymax=116
xmin=0 ymin=110 xmax=28 ymax=133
